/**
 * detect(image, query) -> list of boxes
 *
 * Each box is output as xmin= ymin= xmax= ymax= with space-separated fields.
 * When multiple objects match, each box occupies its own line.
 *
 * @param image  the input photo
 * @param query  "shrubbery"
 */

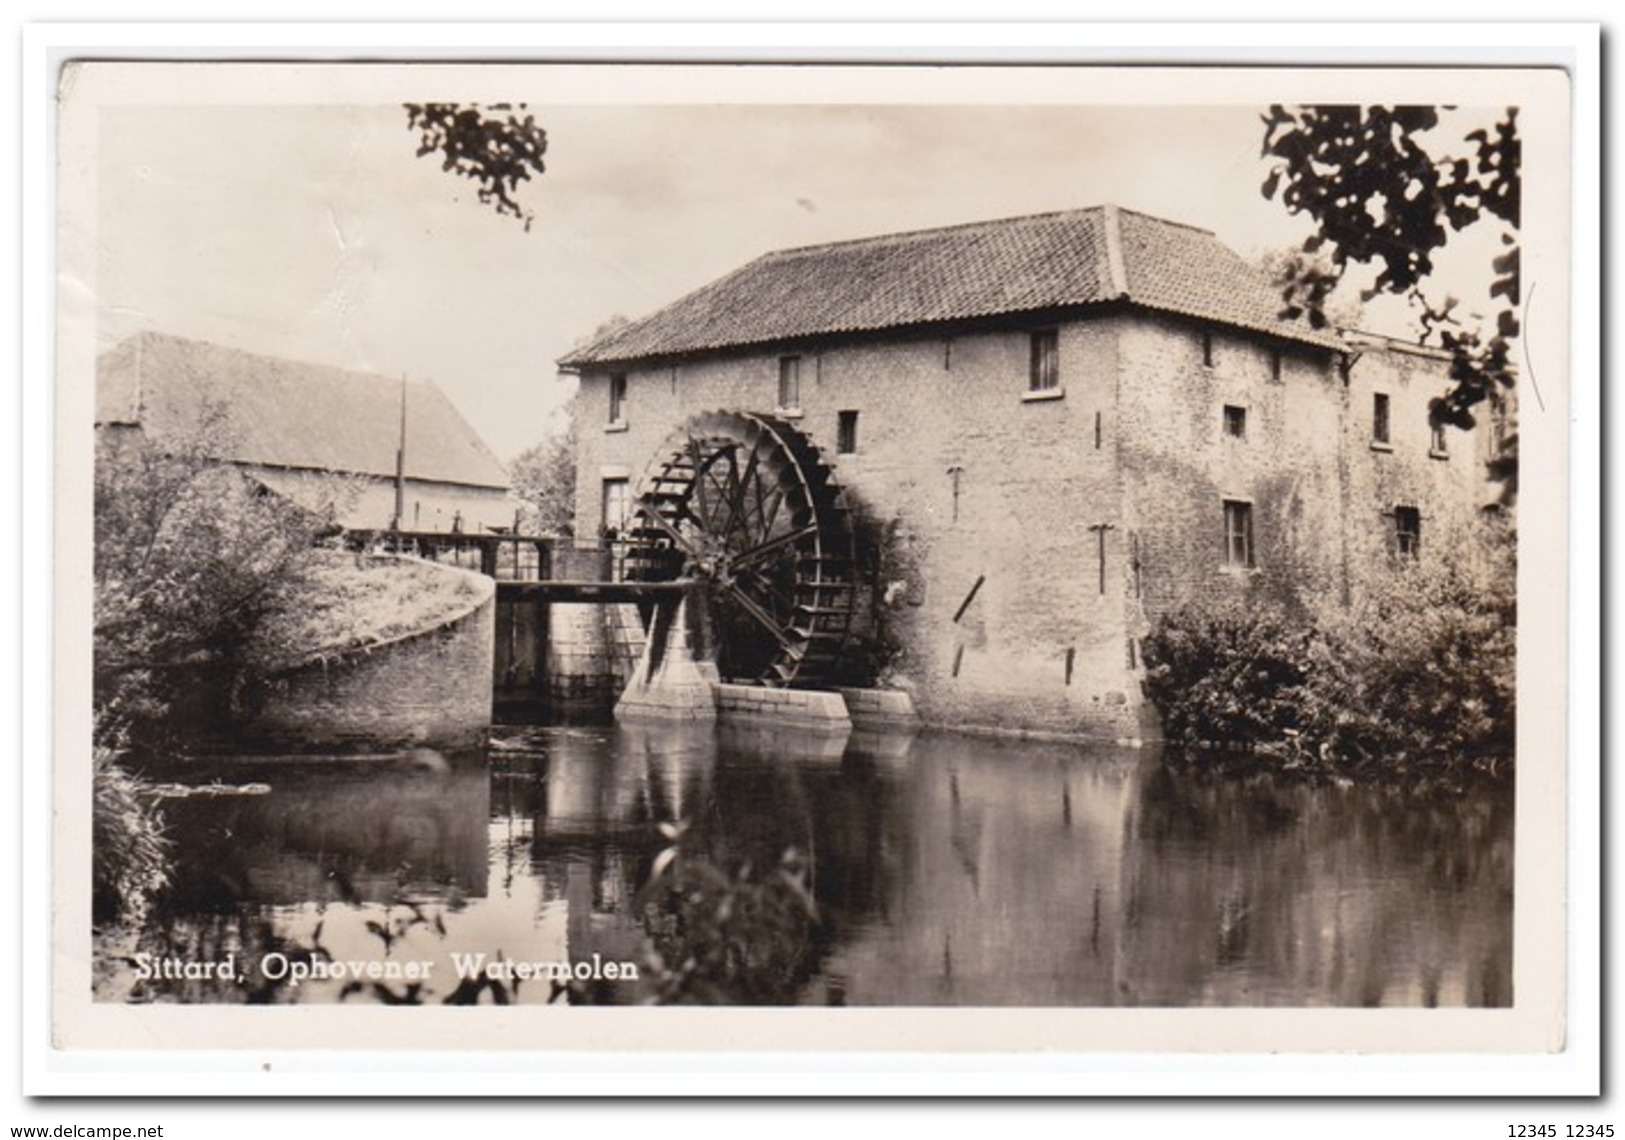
xmin=1142 ymin=522 xmax=1515 ymax=779
xmin=92 ymin=746 xmax=170 ymax=925
xmin=94 ymin=411 xmax=328 ymax=751
xmin=93 ymin=406 xmax=345 ymax=927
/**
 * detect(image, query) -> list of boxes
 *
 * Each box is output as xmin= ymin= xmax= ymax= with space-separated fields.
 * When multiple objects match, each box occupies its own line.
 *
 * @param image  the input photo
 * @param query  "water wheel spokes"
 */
xmin=623 ymin=410 xmax=856 ymax=688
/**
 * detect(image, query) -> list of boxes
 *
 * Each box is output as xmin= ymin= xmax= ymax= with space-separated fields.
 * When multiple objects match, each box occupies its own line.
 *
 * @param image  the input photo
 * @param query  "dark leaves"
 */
xmin=405 ymin=102 xmax=549 ymax=230
xmin=1259 ymin=104 xmax=1522 ymax=495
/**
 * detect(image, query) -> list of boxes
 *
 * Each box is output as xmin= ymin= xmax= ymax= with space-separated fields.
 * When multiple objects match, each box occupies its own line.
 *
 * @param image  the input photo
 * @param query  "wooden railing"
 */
xmin=343 ymin=529 xmax=555 ymax=582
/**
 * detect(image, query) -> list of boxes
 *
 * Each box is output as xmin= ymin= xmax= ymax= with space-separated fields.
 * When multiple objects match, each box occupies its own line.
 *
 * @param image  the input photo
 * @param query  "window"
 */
xmin=1372 ymin=392 xmax=1391 ymax=446
xmin=1223 ymin=500 xmax=1254 ymax=569
xmin=1270 ymin=348 xmax=1284 ymax=382
xmin=1223 ymin=405 xmax=1247 ymax=439
xmin=778 ymin=356 xmax=801 ymax=410
xmin=608 ymin=373 xmax=628 ymax=424
xmin=1029 ymin=329 xmax=1059 ymax=392
xmin=1202 ymin=331 xmax=1215 ymax=368
xmin=601 ymin=478 xmax=630 ymax=539
xmin=1394 ymin=506 xmax=1421 ymax=559
xmin=837 ymin=410 xmax=859 ymax=455
xmin=1430 ymin=418 xmax=1449 ymax=457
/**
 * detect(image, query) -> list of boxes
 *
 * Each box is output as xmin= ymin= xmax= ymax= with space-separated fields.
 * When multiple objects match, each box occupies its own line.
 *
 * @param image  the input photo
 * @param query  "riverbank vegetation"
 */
xmin=1142 ymin=522 xmax=1515 ymax=781
xmin=253 ymin=549 xmax=488 ymax=671
xmin=93 ymin=410 xmax=488 ymax=930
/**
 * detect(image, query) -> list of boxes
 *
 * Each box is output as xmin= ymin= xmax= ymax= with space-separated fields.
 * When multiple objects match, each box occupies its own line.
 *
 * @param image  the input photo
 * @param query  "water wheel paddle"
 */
xmin=623 ymin=410 xmax=856 ymax=688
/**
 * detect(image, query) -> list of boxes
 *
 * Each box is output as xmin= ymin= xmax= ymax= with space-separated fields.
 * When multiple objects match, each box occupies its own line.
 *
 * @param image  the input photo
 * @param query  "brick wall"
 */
xmin=573 ymin=319 xmax=1137 ymax=737
xmin=569 ymin=311 xmax=1492 ymax=738
xmin=1117 ymin=314 xmax=1350 ymax=625
xmin=1341 ymin=336 xmax=1499 ymax=598
xmin=249 ymin=575 xmax=495 ymax=750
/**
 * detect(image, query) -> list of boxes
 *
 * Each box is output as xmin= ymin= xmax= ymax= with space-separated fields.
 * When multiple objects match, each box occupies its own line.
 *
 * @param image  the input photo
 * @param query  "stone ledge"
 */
xmin=835 ymin=687 xmax=919 ymax=728
xmin=716 ymin=684 xmax=852 ymax=730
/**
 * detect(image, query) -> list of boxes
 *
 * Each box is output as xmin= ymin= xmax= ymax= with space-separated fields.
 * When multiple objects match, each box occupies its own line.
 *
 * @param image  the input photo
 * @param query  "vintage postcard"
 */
xmin=39 ymin=43 xmax=1584 ymax=1087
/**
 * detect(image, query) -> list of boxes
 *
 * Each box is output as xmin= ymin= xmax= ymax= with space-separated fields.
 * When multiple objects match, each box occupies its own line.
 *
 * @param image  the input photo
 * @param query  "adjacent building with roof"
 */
xmin=97 ymin=331 xmax=514 ymax=533
xmin=558 ymin=205 xmax=1501 ymax=738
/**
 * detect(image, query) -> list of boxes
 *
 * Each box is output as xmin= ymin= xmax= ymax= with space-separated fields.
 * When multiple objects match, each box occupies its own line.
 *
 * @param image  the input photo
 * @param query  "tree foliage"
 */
xmin=637 ymin=822 xmax=821 ymax=1005
xmin=92 ymin=746 xmax=171 ymax=925
xmin=94 ymin=407 xmax=330 ymax=750
xmin=1141 ymin=518 xmax=1516 ymax=782
xmin=405 ymin=102 xmax=549 ymax=230
xmin=1260 ymin=105 xmax=1520 ymax=447
xmin=508 ymin=418 xmax=578 ymax=538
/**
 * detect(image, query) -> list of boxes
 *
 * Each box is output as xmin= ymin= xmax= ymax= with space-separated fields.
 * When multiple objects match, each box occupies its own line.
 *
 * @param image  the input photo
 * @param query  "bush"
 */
xmin=636 ymin=823 xmax=820 ymax=1004
xmin=1141 ymin=605 xmax=1318 ymax=751
xmin=1317 ymin=523 xmax=1516 ymax=775
xmin=94 ymin=410 xmax=331 ymax=750
xmin=92 ymin=747 xmax=170 ymax=925
xmin=1142 ymin=523 xmax=1515 ymax=779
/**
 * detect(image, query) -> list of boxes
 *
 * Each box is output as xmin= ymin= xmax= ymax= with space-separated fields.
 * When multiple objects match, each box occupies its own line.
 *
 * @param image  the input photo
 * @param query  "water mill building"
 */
xmin=558 ymin=204 xmax=1501 ymax=739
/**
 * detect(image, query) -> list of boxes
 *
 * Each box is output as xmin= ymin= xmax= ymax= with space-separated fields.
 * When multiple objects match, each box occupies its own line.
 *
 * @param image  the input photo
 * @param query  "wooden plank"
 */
xmin=496 ymin=580 xmax=691 ymax=604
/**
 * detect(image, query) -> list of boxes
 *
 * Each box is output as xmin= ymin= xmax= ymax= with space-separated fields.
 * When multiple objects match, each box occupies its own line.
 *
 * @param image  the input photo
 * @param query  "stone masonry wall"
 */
xmin=1341 ymin=337 xmax=1499 ymax=599
xmin=1116 ymin=317 xmax=1495 ymax=643
xmin=570 ymin=312 xmax=1491 ymax=739
xmin=1116 ymin=314 xmax=1350 ymax=631
xmin=573 ymin=318 xmax=1139 ymax=738
xmin=250 ymin=571 xmax=495 ymax=750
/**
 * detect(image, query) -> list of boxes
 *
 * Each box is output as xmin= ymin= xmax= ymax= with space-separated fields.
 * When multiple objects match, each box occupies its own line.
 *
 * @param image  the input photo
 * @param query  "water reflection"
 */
xmin=98 ymin=724 xmax=1512 ymax=1007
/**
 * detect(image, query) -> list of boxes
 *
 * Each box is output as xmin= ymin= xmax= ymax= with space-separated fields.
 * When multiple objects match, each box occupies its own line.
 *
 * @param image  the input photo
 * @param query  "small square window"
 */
xmin=1223 ymin=405 xmax=1247 ymax=439
xmin=1373 ymin=393 xmax=1391 ymax=445
xmin=1029 ymin=329 xmax=1059 ymax=392
xmin=1394 ymin=506 xmax=1421 ymax=559
xmin=836 ymin=410 xmax=858 ymax=455
xmin=1223 ymin=500 xmax=1254 ymax=569
xmin=778 ymin=356 xmax=801 ymax=410
xmin=608 ymin=374 xmax=628 ymax=423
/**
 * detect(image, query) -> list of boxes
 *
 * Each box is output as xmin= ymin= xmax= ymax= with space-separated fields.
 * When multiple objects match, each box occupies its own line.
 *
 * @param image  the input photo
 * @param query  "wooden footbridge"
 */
xmin=344 ymin=528 xmax=687 ymax=603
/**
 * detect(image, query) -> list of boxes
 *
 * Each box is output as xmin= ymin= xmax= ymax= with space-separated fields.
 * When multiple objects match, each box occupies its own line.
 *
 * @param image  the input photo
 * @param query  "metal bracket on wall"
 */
xmin=952 ymin=574 xmax=985 ymax=623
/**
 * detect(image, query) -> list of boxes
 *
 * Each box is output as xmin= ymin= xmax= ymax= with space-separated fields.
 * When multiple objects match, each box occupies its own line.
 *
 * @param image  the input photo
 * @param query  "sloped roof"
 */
xmin=559 ymin=205 xmax=1344 ymax=370
xmin=97 ymin=332 xmax=510 ymax=490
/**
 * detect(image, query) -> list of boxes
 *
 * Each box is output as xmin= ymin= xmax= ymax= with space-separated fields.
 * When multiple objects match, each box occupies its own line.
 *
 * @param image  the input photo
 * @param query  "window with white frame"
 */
xmin=1029 ymin=329 xmax=1059 ymax=393
xmin=1223 ymin=500 xmax=1255 ymax=569
xmin=601 ymin=477 xmax=630 ymax=539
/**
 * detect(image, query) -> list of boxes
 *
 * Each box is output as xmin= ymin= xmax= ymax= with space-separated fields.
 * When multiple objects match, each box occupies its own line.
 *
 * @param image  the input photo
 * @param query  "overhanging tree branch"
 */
xmin=1259 ymin=104 xmax=1521 ymax=486
xmin=405 ymin=102 xmax=549 ymax=230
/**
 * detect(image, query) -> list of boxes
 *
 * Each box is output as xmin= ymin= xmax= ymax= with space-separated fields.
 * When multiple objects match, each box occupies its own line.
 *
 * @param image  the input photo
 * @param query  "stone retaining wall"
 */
xmin=247 ymin=568 xmax=495 ymax=751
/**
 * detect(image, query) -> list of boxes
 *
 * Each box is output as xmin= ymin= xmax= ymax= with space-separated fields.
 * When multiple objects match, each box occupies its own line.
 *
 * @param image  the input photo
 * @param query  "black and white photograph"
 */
xmin=43 ymin=51 xmax=1580 ymax=1076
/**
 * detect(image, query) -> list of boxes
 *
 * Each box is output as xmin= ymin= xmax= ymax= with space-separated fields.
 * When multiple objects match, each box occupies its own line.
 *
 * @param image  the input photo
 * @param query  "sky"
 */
xmin=86 ymin=71 xmax=1518 ymax=463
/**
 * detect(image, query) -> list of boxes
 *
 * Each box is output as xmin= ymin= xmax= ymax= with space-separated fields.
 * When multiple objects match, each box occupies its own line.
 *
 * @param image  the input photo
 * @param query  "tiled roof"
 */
xmin=97 ymin=332 xmax=510 ymax=490
xmin=559 ymin=205 xmax=1343 ymax=370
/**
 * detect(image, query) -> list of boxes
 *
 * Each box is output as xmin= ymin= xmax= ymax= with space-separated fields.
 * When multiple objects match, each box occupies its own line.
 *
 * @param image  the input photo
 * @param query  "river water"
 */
xmin=97 ymin=719 xmax=1512 ymax=1007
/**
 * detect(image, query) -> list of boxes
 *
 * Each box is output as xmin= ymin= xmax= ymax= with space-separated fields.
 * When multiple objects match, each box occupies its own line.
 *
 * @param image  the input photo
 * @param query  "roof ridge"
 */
xmin=1101 ymin=203 xmax=1130 ymax=299
xmin=119 ymin=330 xmax=450 ymax=396
xmin=762 ymin=205 xmax=1110 ymax=260
xmin=1113 ymin=206 xmax=1215 ymax=237
xmin=102 ymin=332 xmax=510 ymax=488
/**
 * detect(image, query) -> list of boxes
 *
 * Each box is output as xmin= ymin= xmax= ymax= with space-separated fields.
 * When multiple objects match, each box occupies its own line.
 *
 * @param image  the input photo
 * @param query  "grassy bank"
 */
xmin=252 ymin=550 xmax=489 ymax=671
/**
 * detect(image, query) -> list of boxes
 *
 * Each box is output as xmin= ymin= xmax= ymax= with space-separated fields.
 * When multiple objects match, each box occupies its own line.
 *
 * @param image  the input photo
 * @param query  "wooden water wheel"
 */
xmin=623 ymin=410 xmax=856 ymax=688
